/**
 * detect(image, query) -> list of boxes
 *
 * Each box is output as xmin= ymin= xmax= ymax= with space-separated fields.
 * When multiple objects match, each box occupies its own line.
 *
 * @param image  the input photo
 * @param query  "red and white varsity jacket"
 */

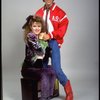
xmin=35 ymin=3 xmax=69 ymax=47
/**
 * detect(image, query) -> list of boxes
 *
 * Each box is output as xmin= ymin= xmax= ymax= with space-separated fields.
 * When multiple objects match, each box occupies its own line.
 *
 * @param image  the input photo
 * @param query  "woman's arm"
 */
xmin=27 ymin=32 xmax=41 ymax=50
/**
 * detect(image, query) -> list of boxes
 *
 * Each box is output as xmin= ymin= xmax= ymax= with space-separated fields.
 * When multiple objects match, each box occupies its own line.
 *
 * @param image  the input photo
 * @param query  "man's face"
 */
xmin=44 ymin=0 xmax=54 ymax=6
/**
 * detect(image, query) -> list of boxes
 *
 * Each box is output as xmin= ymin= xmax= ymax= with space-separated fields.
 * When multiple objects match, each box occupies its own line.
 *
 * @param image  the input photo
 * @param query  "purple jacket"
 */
xmin=24 ymin=32 xmax=44 ymax=65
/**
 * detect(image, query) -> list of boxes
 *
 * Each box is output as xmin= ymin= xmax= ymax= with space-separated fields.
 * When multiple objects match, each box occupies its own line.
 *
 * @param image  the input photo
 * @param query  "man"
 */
xmin=35 ymin=0 xmax=73 ymax=100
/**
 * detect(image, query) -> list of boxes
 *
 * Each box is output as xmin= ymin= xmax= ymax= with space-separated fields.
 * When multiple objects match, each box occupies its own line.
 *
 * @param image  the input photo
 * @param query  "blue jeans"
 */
xmin=43 ymin=39 xmax=68 ymax=86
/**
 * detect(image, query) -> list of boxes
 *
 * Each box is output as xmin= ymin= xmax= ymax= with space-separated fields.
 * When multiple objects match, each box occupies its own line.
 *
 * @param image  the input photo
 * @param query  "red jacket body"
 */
xmin=36 ymin=3 xmax=69 ymax=47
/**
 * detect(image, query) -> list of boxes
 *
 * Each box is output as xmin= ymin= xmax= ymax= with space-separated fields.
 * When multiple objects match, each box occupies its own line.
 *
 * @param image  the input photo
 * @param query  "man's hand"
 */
xmin=43 ymin=34 xmax=50 ymax=40
xmin=39 ymin=32 xmax=46 ymax=40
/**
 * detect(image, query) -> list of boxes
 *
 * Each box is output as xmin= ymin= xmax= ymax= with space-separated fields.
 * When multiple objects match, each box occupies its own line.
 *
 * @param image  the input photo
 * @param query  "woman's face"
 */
xmin=31 ymin=22 xmax=42 ymax=35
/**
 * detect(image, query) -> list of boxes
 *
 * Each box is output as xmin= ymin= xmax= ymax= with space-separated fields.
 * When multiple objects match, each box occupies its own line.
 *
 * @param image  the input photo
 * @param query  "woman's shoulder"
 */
xmin=27 ymin=32 xmax=37 ymax=41
xmin=27 ymin=32 xmax=36 ymax=37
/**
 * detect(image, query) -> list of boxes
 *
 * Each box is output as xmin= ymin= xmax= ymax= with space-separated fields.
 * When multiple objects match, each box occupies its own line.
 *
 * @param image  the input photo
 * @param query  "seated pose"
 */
xmin=22 ymin=15 xmax=48 ymax=68
xmin=21 ymin=15 xmax=56 ymax=100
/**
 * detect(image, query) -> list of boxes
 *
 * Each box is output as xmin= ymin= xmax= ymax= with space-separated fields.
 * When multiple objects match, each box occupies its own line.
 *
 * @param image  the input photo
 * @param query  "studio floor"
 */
xmin=2 ymin=67 xmax=99 ymax=100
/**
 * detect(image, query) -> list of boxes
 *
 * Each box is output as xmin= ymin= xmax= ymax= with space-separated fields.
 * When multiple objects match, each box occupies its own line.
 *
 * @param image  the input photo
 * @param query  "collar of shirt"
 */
xmin=44 ymin=2 xmax=55 ymax=10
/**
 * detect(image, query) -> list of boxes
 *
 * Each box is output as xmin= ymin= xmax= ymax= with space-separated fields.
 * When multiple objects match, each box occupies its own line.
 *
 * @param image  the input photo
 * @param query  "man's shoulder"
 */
xmin=35 ymin=6 xmax=44 ymax=16
xmin=55 ymin=5 xmax=66 ymax=14
xmin=53 ymin=4 xmax=66 ymax=16
xmin=36 ymin=6 xmax=44 ymax=13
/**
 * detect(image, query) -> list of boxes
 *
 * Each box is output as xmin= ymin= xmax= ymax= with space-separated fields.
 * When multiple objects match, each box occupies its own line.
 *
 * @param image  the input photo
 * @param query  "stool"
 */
xmin=21 ymin=65 xmax=58 ymax=100
xmin=21 ymin=78 xmax=38 ymax=100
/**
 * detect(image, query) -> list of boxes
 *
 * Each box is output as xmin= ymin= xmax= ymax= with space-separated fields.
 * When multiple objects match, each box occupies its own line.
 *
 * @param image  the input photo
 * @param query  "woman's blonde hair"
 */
xmin=22 ymin=15 xmax=45 ymax=43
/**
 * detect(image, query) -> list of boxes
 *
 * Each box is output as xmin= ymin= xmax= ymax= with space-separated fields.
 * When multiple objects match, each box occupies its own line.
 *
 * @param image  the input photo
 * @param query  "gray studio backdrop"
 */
xmin=2 ymin=0 xmax=99 ymax=100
